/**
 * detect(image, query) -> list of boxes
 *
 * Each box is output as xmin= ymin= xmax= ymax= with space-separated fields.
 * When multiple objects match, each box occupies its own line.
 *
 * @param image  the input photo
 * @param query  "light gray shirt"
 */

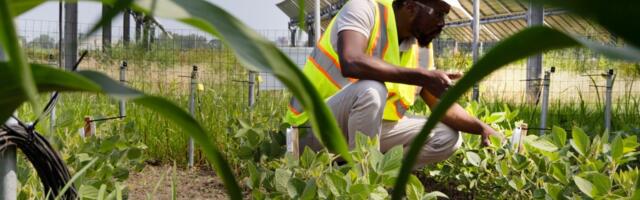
xmin=331 ymin=0 xmax=416 ymax=52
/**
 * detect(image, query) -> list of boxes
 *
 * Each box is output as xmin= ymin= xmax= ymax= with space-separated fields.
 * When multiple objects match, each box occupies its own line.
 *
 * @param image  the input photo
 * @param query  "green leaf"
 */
xmin=589 ymin=173 xmax=611 ymax=196
xmin=380 ymin=146 xmax=403 ymax=175
xmin=79 ymin=185 xmax=99 ymax=200
xmin=634 ymin=174 xmax=640 ymax=199
xmin=623 ymin=135 xmax=639 ymax=154
xmin=495 ymin=160 xmax=509 ymax=176
xmin=535 ymin=0 xmax=640 ymax=48
xmin=275 ymin=169 xmax=292 ymax=193
xmin=423 ymin=191 xmax=447 ymax=200
xmin=370 ymin=186 xmax=389 ymax=200
xmin=484 ymin=112 xmax=505 ymax=124
xmin=465 ymin=151 xmax=481 ymax=167
xmin=611 ymin=135 xmax=624 ymax=162
xmin=287 ymin=177 xmax=306 ymax=198
xmin=574 ymin=176 xmax=595 ymax=198
xmin=508 ymin=176 xmax=525 ymax=190
xmin=327 ymin=171 xmax=346 ymax=195
xmin=392 ymin=26 xmax=581 ymax=199
xmin=55 ymin=158 xmax=99 ymax=200
xmin=97 ymin=184 xmax=107 ymax=200
xmin=85 ymin=0 xmax=135 ymax=38
xmin=300 ymin=180 xmax=317 ymax=200
xmin=127 ymin=148 xmax=142 ymax=160
xmin=296 ymin=0 xmax=305 ymax=29
xmin=349 ymin=184 xmax=370 ymax=197
xmin=570 ymin=127 xmax=590 ymax=157
xmin=9 ymin=0 xmax=45 ymax=16
xmin=551 ymin=162 xmax=569 ymax=185
xmin=0 ymin=0 xmax=39 ymax=116
xmin=406 ymin=175 xmax=424 ymax=200
xmin=551 ymin=126 xmax=567 ymax=147
xmin=132 ymin=0 xmax=351 ymax=165
xmin=300 ymin=147 xmax=315 ymax=169
xmin=528 ymin=138 xmax=559 ymax=152
xmin=543 ymin=183 xmax=563 ymax=200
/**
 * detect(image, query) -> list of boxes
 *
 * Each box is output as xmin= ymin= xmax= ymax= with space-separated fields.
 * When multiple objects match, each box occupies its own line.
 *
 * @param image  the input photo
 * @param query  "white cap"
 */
xmin=441 ymin=0 xmax=463 ymax=10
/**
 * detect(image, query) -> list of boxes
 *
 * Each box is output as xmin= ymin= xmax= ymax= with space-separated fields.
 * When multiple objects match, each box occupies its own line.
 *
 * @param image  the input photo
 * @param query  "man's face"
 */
xmin=410 ymin=0 xmax=451 ymax=47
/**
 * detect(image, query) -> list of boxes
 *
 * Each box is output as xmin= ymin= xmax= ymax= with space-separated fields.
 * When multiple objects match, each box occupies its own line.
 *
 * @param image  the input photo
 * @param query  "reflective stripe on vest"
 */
xmin=286 ymin=0 xmax=418 ymax=125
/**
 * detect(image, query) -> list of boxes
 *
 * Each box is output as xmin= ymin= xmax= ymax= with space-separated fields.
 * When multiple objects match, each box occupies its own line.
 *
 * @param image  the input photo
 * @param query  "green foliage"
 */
xmin=2 ymin=0 xmax=639 ymax=199
xmin=422 ymin=103 xmax=640 ymax=199
xmin=239 ymin=132 xmax=447 ymax=200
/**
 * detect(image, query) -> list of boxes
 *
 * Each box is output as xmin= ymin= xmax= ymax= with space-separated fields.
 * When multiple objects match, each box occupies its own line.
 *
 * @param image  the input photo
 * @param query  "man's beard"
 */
xmin=415 ymin=28 xmax=443 ymax=47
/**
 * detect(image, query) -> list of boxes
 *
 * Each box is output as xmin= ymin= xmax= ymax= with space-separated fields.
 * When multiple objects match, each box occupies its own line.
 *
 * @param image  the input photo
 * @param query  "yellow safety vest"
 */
xmin=285 ymin=0 xmax=422 ymax=126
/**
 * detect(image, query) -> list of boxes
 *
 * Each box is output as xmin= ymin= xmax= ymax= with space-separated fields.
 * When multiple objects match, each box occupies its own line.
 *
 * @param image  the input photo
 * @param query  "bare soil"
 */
xmin=127 ymin=164 xmax=228 ymax=200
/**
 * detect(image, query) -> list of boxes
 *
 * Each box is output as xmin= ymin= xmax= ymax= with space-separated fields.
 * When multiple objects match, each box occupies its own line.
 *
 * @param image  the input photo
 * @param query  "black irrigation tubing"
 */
xmin=1 ymin=124 xmax=76 ymax=200
xmin=0 ymin=50 xmax=89 ymax=200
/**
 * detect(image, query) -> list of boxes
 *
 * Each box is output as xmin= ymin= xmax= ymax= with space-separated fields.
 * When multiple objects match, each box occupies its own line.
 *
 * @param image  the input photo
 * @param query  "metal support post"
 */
xmin=526 ymin=1 xmax=544 ymax=103
xmin=604 ymin=69 xmax=614 ymax=132
xmin=290 ymin=28 xmax=297 ymax=47
xmin=248 ymin=71 xmax=256 ymax=108
xmin=48 ymin=55 xmax=57 ymax=134
xmin=119 ymin=61 xmax=127 ymax=118
xmin=123 ymin=9 xmax=130 ymax=47
xmin=539 ymin=67 xmax=554 ymax=135
xmin=188 ymin=66 xmax=198 ymax=168
xmin=314 ymin=0 xmax=321 ymax=43
xmin=1 ymin=47 xmax=17 ymax=200
xmin=101 ymin=4 xmax=112 ymax=51
xmin=64 ymin=1 xmax=78 ymax=71
xmin=471 ymin=0 xmax=480 ymax=101
xmin=0 ymin=144 xmax=17 ymax=200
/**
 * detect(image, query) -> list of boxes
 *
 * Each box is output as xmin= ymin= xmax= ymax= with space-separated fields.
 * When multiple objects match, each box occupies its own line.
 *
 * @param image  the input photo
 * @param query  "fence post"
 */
xmin=539 ymin=67 xmax=554 ymax=135
xmin=188 ymin=66 xmax=198 ymax=168
xmin=471 ymin=0 xmax=480 ymax=101
xmin=604 ymin=69 xmax=614 ymax=132
xmin=119 ymin=61 xmax=127 ymax=118
xmin=49 ymin=54 xmax=57 ymax=134
xmin=248 ymin=71 xmax=256 ymax=108
xmin=0 ymin=44 xmax=17 ymax=200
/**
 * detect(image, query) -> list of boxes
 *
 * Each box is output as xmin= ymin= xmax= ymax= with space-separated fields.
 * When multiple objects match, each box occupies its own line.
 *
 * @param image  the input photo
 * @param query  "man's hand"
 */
xmin=480 ymin=124 xmax=503 ymax=147
xmin=422 ymin=70 xmax=462 ymax=97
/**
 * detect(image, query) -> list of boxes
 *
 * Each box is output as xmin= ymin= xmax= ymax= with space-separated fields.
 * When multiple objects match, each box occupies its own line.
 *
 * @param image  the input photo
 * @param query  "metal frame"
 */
xmin=446 ymin=9 xmax=566 ymax=28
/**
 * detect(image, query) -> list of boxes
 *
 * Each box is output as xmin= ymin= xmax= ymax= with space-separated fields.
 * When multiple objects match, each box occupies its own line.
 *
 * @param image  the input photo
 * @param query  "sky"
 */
xmin=16 ymin=0 xmax=292 ymax=40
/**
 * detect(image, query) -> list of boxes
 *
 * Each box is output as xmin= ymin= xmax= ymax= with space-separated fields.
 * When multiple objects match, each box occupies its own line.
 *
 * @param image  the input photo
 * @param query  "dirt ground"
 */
xmin=127 ymin=164 xmax=228 ymax=200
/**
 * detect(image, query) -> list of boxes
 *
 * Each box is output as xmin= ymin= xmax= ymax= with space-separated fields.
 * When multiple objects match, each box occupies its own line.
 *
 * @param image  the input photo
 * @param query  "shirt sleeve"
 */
xmin=334 ymin=0 xmax=376 ymax=39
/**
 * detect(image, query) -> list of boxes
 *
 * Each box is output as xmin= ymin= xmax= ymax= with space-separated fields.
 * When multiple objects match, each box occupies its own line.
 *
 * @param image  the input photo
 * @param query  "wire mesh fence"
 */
xmin=434 ymin=33 xmax=640 ymax=105
xmin=18 ymin=19 xmax=640 ymax=128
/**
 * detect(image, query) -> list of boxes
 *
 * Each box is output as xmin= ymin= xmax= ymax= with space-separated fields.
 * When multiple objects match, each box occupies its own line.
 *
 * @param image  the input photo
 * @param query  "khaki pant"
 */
xmin=299 ymin=80 xmax=462 ymax=168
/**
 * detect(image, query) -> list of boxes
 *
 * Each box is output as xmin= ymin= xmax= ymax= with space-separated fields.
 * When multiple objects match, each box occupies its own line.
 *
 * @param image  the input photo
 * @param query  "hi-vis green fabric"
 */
xmin=285 ymin=0 xmax=421 ymax=125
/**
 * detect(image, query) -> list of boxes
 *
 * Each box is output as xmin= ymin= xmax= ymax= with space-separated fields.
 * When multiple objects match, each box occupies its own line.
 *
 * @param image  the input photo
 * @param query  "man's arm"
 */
xmin=420 ymin=88 xmax=500 ymax=146
xmin=338 ymin=30 xmax=460 ymax=96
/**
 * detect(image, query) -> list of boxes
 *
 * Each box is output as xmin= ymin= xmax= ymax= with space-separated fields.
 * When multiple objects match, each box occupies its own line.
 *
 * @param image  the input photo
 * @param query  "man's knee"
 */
xmin=415 ymin=123 xmax=462 ymax=167
xmin=354 ymin=80 xmax=387 ymax=107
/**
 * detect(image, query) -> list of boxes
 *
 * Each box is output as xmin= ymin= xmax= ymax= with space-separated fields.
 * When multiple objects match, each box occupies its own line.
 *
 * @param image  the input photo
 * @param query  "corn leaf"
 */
xmin=0 ymin=0 xmax=40 ymax=116
xmin=0 ymin=64 xmax=242 ymax=199
xmin=535 ymin=0 xmax=640 ymax=48
xmin=9 ymin=0 xmax=45 ymax=16
xmin=131 ymin=0 xmax=352 ymax=165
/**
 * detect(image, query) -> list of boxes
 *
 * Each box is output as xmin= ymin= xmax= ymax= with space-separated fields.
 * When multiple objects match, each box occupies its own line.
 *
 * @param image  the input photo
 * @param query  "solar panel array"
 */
xmin=276 ymin=0 xmax=612 ymax=42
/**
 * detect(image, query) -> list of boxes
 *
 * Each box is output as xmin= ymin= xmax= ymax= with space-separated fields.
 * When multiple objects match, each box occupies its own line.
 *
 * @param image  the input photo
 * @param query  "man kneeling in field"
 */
xmin=285 ymin=0 xmax=501 ymax=168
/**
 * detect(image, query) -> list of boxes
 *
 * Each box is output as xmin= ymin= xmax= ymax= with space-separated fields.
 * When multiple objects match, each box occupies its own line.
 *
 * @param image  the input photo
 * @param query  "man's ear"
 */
xmin=401 ymin=0 xmax=419 ymax=20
